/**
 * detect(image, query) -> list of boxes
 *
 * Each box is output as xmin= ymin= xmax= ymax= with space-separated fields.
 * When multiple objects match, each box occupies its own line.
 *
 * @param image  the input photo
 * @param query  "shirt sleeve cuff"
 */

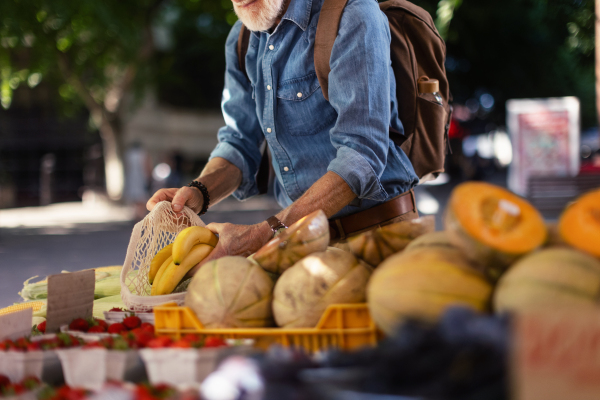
xmin=327 ymin=146 xmax=388 ymax=201
xmin=209 ymin=142 xmax=260 ymax=201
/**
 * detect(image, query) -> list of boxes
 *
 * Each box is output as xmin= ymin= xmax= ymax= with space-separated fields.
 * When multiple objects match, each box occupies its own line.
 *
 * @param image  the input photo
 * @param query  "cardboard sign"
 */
xmin=0 ymin=308 xmax=33 ymax=341
xmin=46 ymin=270 xmax=95 ymax=333
xmin=506 ymin=97 xmax=580 ymax=196
xmin=513 ymin=311 xmax=600 ymax=400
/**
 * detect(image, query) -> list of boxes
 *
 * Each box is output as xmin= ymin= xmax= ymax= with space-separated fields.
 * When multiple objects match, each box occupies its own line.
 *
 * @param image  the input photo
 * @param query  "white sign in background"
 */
xmin=506 ymin=97 xmax=580 ymax=196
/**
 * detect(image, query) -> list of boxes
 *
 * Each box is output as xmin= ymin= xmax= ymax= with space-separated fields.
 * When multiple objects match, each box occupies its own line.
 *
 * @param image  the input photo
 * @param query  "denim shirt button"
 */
xmin=297 ymin=92 xmax=303 ymax=98
xmin=267 ymin=85 xmax=271 ymax=90
xmin=269 ymin=45 xmax=274 ymax=50
xmin=283 ymin=166 xmax=289 ymax=172
xmin=267 ymin=128 xmax=272 ymax=133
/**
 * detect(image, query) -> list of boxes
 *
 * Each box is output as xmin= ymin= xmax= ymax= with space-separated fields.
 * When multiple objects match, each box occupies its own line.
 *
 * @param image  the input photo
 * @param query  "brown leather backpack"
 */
xmin=238 ymin=0 xmax=452 ymax=191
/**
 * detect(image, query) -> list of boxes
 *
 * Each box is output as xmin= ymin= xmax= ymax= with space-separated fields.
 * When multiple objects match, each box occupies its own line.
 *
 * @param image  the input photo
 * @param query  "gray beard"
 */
xmin=234 ymin=0 xmax=286 ymax=32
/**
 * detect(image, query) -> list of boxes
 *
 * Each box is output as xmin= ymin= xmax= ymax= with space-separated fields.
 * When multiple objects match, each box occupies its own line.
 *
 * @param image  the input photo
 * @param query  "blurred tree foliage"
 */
xmin=154 ymin=0 xmax=596 ymax=128
xmin=153 ymin=0 xmax=234 ymax=109
xmin=0 ymin=0 xmax=235 ymax=199
xmin=435 ymin=0 xmax=595 ymax=129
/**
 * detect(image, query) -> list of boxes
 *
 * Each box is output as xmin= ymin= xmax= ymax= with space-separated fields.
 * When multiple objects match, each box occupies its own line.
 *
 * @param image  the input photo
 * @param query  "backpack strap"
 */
xmin=314 ymin=0 xmax=349 ymax=101
xmin=237 ymin=24 xmax=251 ymax=82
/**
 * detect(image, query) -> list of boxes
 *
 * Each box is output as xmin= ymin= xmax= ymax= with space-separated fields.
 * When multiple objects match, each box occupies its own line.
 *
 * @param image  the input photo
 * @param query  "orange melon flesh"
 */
xmin=253 ymin=210 xmax=330 ymax=274
xmin=558 ymin=188 xmax=600 ymax=258
xmin=346 ymin=216 xmax=435 ymax=266
xmin=445 ymin=182 xmax=547 ymax=278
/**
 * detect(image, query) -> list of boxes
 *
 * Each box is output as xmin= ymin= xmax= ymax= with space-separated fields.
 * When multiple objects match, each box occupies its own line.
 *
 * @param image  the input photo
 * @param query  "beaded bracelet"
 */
xmin=187 ymin=180 xmax=210 ymax=215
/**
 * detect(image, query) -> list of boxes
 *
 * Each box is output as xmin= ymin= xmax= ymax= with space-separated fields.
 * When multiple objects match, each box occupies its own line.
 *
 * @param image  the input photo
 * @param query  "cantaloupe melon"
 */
xmin=367 ymin=247 xmax=493 ymax=335
xmin=493 ymin=248 xmax=600 ymax=312
xmin=185 ymin=256 xmax=274 ymax=328
xmin=345 ymin=216 xmax=435 ymax=266
xmin=253 ymin=210 xmax=329 ymax=274
xmin=403 ymin=231 xmax=456 ymax=253
xmin=444 ymin=182 xmax=547 ymax=281
xmin=558 ymin=188 xmax=600 ymax=258
xmin=272 ymin=249 xmax=371 ymax=328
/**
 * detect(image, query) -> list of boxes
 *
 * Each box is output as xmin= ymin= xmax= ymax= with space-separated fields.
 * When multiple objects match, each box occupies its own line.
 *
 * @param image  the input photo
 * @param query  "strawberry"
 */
xmin=127 ymin=329 xmax=154 ymax=348
xmin=0 ymin=340 xmax=14 ymax=351
xmin=182 ymin=334 xmax=200 ymax=342
xmin=15 ymin=337 xmax=30 ymax=349
xmin=26 ymin=342 xmax=41 ymax=351
xmin=37 ymin=321 xmax=46 ymax=333
xmin=87 ymin=325 xmax=106 ymax=333
xmin=170 ymin=339 xmax=192 ymax=348
xmin=147 ymin=336 xmax=172 ymax=348
xmin=204 ymin=337 xmax=227 ymax=348
xmin=109 ymin=307 xmax=124 ymax=312
xmin=107 ymin=323 xmax=127 ymax=334
xmin=68 ymin=318 xmax=89 ymax=332
xmin=0 ymin=375 xmax=10 ymax=389
xmin=94 ymin=319 xmax=109 ymax=329
xmin=140 ymin=322 xmax=155 ymax=334
xmin=99 ymin=337 xmax=114 ymax=348
xmin=123 ymin=315 xmax=142 ymax=330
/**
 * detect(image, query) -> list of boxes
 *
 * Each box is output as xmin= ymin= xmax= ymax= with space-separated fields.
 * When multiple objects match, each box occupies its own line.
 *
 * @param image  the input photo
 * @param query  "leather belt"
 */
xmin=329 ymin=189 xmax=416 ymax=241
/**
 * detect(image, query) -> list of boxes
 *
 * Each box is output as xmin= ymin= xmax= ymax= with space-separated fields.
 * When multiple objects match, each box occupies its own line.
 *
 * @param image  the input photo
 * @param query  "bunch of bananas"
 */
xmin=149 ymin=226 xmax=218 ymax=296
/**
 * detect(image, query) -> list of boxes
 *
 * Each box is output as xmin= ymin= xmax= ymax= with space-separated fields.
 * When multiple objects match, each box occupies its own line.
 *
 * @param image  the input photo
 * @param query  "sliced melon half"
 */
xmin=558 ymin=188 xmax=600 ymax=258
xmin=444 ymin=182 xmax=547 ymax=280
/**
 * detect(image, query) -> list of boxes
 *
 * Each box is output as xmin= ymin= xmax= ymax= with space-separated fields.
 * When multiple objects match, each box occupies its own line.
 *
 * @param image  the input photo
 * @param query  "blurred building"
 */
xmin=0 ymin=86 xmax=224 ymax=209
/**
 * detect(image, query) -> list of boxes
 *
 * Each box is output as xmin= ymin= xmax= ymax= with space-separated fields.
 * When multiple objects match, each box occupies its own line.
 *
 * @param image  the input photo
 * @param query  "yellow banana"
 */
xmin=155 ymin=244 xmax=214 ymax=295
xmin=148 ymin=243 xmax=174 ymax=284
xmin=151 ymin=255 xmax=173 ymax=295
xmin=172 ymin=226 xmax=218 ymax=265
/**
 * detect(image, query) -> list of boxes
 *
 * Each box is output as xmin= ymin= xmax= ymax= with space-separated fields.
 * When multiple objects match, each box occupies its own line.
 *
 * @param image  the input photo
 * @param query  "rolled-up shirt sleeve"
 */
xmin=326 ymin=0 xmax=393 ymax=202
xmin=209 ymin=21 xmax=264 ymax=201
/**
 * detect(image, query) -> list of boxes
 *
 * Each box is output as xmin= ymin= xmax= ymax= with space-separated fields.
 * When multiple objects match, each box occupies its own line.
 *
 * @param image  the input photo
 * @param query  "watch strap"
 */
xmin=266 ymin=216 xmax=287 ymax=237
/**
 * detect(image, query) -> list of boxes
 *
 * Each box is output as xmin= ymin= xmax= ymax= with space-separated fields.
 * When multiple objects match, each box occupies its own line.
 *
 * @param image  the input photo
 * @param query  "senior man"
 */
xmin=147 ymin=0 xmax=419 ymax=269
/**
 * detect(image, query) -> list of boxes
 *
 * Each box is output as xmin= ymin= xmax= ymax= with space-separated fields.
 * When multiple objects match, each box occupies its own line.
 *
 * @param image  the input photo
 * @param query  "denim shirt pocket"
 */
xmin=276 ymin=72 xmax=337 ymax=136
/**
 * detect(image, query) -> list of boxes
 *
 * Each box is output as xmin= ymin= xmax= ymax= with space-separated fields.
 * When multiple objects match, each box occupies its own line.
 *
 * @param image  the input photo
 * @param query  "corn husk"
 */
xmin=19 ymin=266 xmax=124 ymax=301
xmin=93 ymin=295 xmax=127 ymax=319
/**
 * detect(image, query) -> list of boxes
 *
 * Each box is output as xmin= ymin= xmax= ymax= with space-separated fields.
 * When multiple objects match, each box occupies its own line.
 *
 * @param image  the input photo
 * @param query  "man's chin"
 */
xmin=235 ymin=13 xmax=273 ymax=32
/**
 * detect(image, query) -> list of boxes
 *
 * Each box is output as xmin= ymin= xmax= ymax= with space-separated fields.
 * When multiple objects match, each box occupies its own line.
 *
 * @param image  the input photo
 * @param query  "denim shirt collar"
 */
xmin=251 ymin=0 xmax=313 ymax=38
xmin=282 ymin=0 xmax=313 ymax=31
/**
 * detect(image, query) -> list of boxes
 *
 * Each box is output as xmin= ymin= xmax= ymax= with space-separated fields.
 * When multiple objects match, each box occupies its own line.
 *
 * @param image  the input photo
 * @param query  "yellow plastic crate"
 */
xmin=154 ymin=303 xmax=380 ymax=353
xmin=0 ymin=301 xmax=45 ymax=316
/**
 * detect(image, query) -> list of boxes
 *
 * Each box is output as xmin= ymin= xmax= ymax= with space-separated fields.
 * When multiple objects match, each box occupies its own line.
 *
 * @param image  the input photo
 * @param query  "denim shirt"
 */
xmin=209 ymin=0 xmax=419 ymax=218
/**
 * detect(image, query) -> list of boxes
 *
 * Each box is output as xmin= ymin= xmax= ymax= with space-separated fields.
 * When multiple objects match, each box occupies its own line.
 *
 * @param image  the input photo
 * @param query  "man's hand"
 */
xmin=146 ymin=157 xmax=243 ymax=214
xmin=185 ymin=221 xmax=273 ymax=276
xmin=146 ymin=186 xmax=204 ymax=214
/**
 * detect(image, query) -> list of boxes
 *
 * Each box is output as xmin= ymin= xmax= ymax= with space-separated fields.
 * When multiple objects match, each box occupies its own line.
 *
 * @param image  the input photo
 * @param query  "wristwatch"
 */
xmin=266 ymin=216 xmax=287 ymax=238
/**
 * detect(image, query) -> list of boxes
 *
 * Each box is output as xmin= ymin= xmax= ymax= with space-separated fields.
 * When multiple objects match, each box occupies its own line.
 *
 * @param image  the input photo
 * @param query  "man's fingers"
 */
xmin=205 ymin=222 xmax=226 ymax=235
xmin=172 ymin=186 xmax=204 ymax=213
xmin=146 ymin=188 xmax=178 ymax=211
xmin=171 ymin=187 xmax=194 ymax=213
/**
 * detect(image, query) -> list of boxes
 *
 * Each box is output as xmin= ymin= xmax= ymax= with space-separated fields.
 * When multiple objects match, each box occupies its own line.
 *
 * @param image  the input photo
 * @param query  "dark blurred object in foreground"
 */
xmin=257 ymin=308 xmax=509 ymax=400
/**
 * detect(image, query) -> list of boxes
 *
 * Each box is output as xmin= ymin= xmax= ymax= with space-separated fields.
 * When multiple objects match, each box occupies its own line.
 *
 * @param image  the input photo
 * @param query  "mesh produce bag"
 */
xmin=121 ymin=201 xmax=205 ymax=311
